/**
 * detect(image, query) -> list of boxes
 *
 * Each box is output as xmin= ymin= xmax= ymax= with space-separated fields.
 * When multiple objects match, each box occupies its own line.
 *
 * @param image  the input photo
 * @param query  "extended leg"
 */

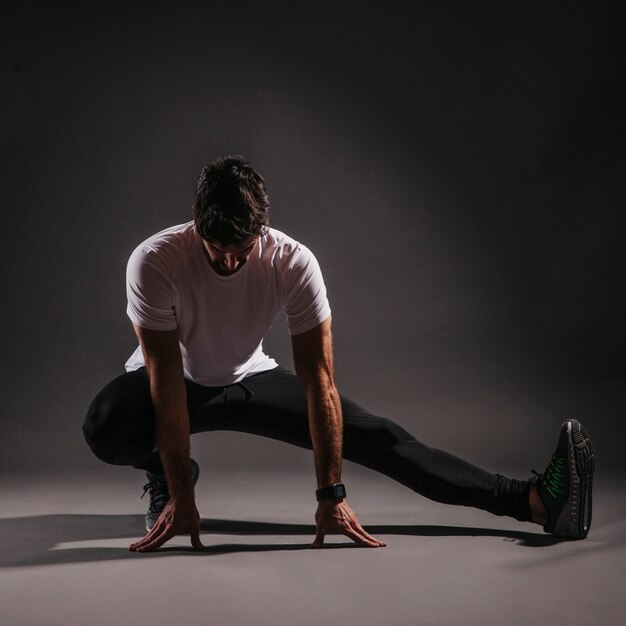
xmin=217 ymin=367 xmax=532 ymax=522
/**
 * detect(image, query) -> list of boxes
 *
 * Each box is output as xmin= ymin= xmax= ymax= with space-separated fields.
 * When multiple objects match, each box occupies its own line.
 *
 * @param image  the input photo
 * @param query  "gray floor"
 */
xmin=1 ymin=465 xmax=625 ymax=626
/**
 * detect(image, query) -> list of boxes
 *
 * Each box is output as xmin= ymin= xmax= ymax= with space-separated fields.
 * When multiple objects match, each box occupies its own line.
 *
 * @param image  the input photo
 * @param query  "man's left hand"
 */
xmin=311 ymin=500 xmax=386 ymax=548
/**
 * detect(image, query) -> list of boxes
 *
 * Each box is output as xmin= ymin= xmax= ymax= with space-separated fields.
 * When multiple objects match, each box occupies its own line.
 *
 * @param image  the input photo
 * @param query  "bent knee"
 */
xmin=82 ymin=395 xmax=153 ymax=466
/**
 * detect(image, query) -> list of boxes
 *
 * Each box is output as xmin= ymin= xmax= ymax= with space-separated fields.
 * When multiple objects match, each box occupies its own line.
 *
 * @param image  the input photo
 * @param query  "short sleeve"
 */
xmin=284 ymin=245 xmax=332 ymax=335
xmin=126 ymin=245 xmax=178 ymax=331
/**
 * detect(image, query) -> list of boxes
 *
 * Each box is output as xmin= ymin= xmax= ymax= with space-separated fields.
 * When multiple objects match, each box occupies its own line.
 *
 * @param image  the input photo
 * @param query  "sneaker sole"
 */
xmin=552 ymin=419 xmax=595 ymax=539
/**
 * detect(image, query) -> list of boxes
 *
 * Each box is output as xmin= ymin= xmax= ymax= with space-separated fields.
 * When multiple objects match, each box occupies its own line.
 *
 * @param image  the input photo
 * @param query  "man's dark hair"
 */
xmin=192 ymin=155 xmax=270 ymax=245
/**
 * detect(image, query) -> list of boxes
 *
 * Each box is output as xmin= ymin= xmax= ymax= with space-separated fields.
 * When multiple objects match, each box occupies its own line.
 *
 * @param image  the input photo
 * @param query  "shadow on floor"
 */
xmin=0 ymin=513 xmax=566 ymax=567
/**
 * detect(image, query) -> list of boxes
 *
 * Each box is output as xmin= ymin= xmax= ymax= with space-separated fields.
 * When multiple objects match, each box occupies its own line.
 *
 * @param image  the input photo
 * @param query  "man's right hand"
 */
xmin=128 ymin=496 xmax=205 ymax=552
xmin=130 ymin=324 xmax=204 ymax=553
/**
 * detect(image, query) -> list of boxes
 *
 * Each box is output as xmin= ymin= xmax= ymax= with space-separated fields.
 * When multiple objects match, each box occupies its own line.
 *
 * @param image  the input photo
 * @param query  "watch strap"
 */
xmin=315 ymin=483 xmax=347 ymax=501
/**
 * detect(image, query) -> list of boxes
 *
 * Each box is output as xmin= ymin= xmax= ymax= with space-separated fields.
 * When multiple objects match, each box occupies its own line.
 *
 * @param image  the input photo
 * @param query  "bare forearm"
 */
xmin=147 ymin=365 xmax=193 ymax=499
xmin=307 ymin=383 xmax=343 ymax=487
xmin=127 ymin=326 xmax=203 ymax=552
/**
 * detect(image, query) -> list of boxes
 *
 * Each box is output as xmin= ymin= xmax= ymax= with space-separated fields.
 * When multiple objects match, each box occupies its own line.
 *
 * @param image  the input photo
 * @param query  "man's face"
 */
xmin=201 ymin=237 xmax=258 ymax=276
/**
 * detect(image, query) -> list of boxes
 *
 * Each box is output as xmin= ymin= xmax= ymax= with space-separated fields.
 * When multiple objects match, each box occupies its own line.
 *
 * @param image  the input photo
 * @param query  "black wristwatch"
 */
xmin=315 ymin=483 xmax=347 ymax=502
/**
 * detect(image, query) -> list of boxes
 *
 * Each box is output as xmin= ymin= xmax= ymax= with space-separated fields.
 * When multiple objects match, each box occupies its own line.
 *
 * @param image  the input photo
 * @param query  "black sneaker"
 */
xmin=141 ymin=459 xmax=200 ymax=532
xmin=531 ymin=419 xmax=594 ymax=539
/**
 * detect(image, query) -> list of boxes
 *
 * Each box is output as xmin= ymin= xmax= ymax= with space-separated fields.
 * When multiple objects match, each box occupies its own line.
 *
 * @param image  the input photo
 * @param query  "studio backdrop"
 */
xmin=2 ymin=1 xmax=624 ymax=474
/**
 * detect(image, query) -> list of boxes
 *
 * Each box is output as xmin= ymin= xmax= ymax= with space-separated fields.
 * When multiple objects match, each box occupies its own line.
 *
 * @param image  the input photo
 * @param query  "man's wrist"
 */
xmin=315 ymin=483 xmax=347 ymax=502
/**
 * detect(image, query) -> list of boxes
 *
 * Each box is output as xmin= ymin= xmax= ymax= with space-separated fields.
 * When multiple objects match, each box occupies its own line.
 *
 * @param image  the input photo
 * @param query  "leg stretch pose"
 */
xmin=85 ymin=155 xmax=595 ymax=551
xmin=84 ymin=366 xmax=594 ymax=543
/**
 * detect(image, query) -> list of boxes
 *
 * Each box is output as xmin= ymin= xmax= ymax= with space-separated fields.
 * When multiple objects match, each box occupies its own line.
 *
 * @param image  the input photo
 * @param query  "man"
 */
xmin=83 ymin=155 xmax=595 ymax=553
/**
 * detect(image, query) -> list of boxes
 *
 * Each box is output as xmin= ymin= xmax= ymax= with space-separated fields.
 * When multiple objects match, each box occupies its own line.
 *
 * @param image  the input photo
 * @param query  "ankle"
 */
xmin=529 ymin=484 xmax=548 ymax=526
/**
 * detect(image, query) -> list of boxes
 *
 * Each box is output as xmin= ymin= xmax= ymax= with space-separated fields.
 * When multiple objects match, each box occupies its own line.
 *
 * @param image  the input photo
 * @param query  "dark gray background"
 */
xmin=2 ymin=1 xmax=624 ymax=474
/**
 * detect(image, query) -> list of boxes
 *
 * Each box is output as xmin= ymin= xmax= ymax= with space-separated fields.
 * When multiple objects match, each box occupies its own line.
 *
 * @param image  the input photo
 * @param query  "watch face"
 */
xmin=334 ymin=484 xmax=346 ymax=499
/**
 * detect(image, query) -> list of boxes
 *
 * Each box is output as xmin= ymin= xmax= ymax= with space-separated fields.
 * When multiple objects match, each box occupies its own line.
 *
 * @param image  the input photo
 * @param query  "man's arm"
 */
xmin=127 ymin=324 xmax=204 ymax=552
xmin=291 ymin=317 xmax=386 ymax=548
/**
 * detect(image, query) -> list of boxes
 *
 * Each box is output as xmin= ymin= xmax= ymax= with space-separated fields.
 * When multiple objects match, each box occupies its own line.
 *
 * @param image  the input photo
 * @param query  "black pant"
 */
xmin=83 ymin=366 xmax=531 ymax=522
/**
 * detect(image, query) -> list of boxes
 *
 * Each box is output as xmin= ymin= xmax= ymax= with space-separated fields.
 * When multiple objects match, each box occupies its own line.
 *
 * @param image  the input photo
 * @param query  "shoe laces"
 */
xmin=140 ymin=476 xmax=169 ymax=513
xmin=532 ymin=453 xmax=566 ymax=499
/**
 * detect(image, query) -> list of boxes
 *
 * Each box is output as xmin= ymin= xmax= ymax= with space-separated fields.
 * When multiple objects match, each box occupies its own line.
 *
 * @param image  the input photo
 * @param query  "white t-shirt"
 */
xmin=125 ymin=221 xmax=331 ymax=386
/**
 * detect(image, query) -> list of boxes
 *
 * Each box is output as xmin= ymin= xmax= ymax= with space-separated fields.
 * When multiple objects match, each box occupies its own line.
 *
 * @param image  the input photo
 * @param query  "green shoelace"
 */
xmin=542 ymin=455 xmax=566 ymax=499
